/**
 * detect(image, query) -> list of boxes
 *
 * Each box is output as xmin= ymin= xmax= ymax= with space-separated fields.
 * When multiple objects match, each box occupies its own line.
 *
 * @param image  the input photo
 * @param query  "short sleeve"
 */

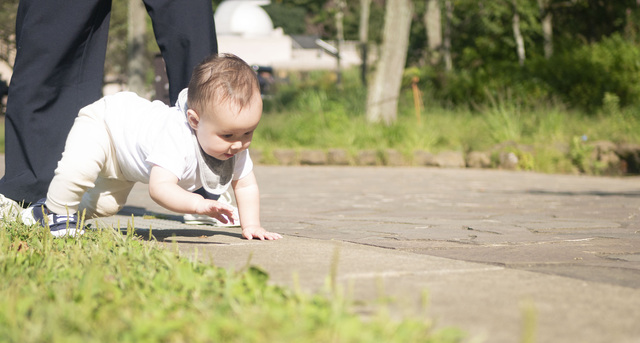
xmin=233 ymin=150 xmax=254 ymax=180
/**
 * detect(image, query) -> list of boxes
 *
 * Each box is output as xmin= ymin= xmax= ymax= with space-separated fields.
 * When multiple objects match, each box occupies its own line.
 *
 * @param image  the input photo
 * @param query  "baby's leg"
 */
xmin=79 ymin=177 xmax=134 ymax=218
xmin=46 ymin=100 xmax=113 ymax=215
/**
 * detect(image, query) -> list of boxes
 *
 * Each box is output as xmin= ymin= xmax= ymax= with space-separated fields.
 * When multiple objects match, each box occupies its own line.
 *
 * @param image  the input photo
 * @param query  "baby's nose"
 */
xmin=231 ymin=140 xmax=243 ymax=150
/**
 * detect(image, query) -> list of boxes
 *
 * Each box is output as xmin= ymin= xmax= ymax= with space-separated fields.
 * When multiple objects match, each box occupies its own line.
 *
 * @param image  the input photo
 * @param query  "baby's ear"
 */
xmin=186 ymin=109 xmax=200 ymax=129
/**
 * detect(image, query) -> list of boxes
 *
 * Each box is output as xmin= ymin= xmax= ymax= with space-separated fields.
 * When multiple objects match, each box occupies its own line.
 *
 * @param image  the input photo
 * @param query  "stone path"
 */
xmin=102 ymin=165 xmax=640 ymax=343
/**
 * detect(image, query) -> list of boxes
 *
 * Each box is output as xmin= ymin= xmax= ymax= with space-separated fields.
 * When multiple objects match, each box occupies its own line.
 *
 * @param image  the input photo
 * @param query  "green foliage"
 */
xmin=552 ymin=0 xmax=638 ymax=44
xmin=568 ymin=135 xmax=593 ymax=173
xmin=534 ymin=33 xmax=640 ymax=111
xmin=0 ymin=220 xmax=463 ymax=342
xmin=264 ymin=69 xmax=366 ymax=115
xmin=414 ymin=61 xmax=550 ymax=111
xmin=253 ymin=68 xmax=640 ymax=174
xmin=413 ymin=32 xmax=640 ymax=114
xmin=263 ymin=0 xmax=384 ymax=42
xmin=263 ymin=3 xmax=307 ymax=35
xmin=447 ymin=0 xmax=543 ymax=67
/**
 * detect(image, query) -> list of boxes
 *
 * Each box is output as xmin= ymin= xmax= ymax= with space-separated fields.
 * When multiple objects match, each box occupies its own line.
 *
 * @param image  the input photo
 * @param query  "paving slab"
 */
xmin=94 ymin=165 xmax=640 ymax=343
xmin=3 ymin=158 xmax=640 ymax=342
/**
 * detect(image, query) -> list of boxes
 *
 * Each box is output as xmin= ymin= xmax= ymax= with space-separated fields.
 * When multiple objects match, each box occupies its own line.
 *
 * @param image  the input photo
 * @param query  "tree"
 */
xmin=425 ymin=0 xmax=443 ymax=66
xmin=512 ymin=0 xmax=526 ymax=66
xmin=443 ymin=0 xmax=453 ymax=71
xmin=366 ymin=0 xmax=413 ymax=125
xmin=537 ymin=0 xmax=553 ymax=58
xmin=359 ymin=0 xmax=371 ymax=83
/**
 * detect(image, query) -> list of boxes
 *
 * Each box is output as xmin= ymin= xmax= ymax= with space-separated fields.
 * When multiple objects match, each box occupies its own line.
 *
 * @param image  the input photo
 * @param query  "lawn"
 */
xmin=254 ymin=91 xmax=640 ymax=175
xmin=0 ymin=218 xmax=464 ymax=342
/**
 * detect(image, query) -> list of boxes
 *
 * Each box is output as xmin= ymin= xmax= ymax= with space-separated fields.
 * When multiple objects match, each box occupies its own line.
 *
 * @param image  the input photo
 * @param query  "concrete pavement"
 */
xmin=109 ymin=166 xmax=640 ymax=343
xmin=3 ymin=158 xmax=640 ymax=342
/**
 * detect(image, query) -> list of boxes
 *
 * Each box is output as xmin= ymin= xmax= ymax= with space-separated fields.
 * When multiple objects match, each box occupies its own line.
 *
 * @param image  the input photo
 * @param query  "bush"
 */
xmin=263 ymin=69 xmax=366 ymax=116
xmin=415 ymin=33 xmax=640 ymax=113
xmin=534 ymin=33 xmax=640 ymax=111
xmin=418 ymin=62 xmax=552 ymax=111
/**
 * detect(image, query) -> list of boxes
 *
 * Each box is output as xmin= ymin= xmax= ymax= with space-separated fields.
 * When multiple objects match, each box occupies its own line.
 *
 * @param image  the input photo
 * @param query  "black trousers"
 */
xmin=0 ymin=0 xmax=217 ymax=204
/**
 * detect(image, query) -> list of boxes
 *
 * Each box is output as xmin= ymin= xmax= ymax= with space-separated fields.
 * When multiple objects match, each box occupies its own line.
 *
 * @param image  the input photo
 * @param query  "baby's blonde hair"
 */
xmin=187 ymin=53 xmax=259 ymax=115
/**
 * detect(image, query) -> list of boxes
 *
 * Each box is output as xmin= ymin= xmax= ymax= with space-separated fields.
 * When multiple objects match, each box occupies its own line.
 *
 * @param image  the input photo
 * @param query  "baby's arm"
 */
xmin=232 ymin=171 xmax=283 ymax=240
xmin=149 ymin=165 xmax=236 ymax=224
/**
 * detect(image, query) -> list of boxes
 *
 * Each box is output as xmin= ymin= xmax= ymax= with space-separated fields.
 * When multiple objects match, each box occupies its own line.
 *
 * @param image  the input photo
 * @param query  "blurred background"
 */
xmin=1 ymin=0 xmax=640 ymax=174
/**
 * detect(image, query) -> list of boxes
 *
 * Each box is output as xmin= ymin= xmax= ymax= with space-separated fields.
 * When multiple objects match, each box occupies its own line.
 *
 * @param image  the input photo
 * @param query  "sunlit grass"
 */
xmin=0 ymin=219 xmax=464 ymax=342
xmin=255 ymin=101 xmax=637 ymax=173
xmin=254 ymin=70 xmax=640 ymax=174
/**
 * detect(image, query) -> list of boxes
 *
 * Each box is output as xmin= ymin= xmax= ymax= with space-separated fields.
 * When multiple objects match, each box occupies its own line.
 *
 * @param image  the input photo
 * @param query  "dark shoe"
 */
xmin=22 ymin=199 xmax=83 ymax=238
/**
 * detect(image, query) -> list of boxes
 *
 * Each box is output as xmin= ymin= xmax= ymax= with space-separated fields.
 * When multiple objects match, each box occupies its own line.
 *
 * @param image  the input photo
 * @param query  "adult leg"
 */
xmin=0 ymin=0 xmax=112 ymax=204
xmin=144 ymin=0 xmax=218 ymax=104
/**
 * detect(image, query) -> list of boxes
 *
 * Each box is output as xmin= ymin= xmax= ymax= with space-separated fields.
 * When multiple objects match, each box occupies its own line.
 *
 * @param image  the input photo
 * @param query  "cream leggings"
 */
xmin=46 ymin=99 xmax=135 ymax=218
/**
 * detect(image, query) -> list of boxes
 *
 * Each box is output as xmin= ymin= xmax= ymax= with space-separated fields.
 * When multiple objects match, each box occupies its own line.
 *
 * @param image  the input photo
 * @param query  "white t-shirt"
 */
xmin=102 ymin=91 xmax=252 ymax=193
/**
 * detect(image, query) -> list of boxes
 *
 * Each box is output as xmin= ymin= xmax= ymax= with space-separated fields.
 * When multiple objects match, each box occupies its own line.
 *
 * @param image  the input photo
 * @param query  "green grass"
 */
xmin=0 ymin=219 xmax=464 ymax=342
xmin=254 ymin=101 xmax=639 ymax=174
xmin=253 ymin=69 xmax=640 ymax=174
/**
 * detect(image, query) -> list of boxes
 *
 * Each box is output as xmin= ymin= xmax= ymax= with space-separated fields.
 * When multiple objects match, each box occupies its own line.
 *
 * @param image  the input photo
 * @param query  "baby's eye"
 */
xmin=244 ymin=131 xmax=254 ymax=136
xmin=222 ymin=134 xmax=233 ymax=138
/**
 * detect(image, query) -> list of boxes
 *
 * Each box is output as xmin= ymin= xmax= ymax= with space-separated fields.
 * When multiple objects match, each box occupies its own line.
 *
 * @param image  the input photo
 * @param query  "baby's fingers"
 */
xmin=242 ymin=229 xmax=255 ymax=240
xmin=264 ymin=232 xmax=283 ymax=240
xmin=242 ymin=228 xmax=283 ymax=241
xmin=213 ymin=213 xmax=233 ymax=224
xmin=207 ymin=203 xmax=234 ymax=218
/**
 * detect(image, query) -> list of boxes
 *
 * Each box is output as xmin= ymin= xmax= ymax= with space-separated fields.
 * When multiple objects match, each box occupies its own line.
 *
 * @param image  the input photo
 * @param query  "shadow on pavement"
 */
xmin=520 ymin=189 xmax=640 ymax=197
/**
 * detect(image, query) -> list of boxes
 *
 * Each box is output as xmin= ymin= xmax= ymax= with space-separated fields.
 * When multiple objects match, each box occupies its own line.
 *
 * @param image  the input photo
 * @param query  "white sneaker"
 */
xmin=21 ymin=198 xmax=83 ymax=238
xmin=0 ymin=194 xmax=22 ymax=220
xmin=184 ymin=192 xmax=240 ymax=227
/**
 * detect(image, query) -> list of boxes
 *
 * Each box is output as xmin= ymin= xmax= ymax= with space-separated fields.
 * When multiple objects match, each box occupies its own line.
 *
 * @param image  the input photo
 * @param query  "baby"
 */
xmin=20 ymin=53 xmax=282 ymax=241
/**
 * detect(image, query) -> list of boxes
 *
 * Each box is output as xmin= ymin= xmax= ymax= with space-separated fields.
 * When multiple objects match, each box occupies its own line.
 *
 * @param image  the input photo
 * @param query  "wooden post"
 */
xmin=411 ymin=76 xmax=423 ymax=125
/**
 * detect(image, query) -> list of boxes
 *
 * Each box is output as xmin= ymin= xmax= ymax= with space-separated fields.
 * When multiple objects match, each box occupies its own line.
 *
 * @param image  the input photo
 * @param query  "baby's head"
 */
xmin=186 ymin=54 xmax=262 ymax=161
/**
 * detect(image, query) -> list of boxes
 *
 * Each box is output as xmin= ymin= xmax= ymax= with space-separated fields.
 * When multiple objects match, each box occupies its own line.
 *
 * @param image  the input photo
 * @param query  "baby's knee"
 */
xmin=88 ymin=204 xmax=123 ymax=218
xmin=79 ymin=194 xmax=124 ymax=218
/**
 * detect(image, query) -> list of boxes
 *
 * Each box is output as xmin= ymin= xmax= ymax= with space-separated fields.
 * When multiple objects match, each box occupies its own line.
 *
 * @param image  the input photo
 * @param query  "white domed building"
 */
xmin=214 ymin=0 xmax=292 ymax=67
xmin=214 ymin=0 xmax=361 ymax=71
xmin=215 ymin=0 xmax=275 ymax=37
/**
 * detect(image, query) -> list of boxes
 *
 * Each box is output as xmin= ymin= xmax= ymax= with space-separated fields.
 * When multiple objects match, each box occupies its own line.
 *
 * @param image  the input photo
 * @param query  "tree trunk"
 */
xmin=512 ymin=0 xmax=526 ymax=66
xmin=443 ymin=0 xmax=453 ymax=71
xmin=366 ymin=0 xmax=413 ymax=125
xmin=335 ymin=0 xmax=346 ymax=85
xmin=537 ymin=0 xmax=553 ymax=59
xmin=128 ymin=0 xmax=146 ymax=95
xmin=359 ymin=0 xmax=371 ymax=84
xmin=425 ymin=0 xmax=443 ymax=66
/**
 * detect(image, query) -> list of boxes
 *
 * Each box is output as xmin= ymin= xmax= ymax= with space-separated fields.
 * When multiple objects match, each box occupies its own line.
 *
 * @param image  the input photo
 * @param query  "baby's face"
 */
xmin=188 ymin=92 xmax=262 ymax=161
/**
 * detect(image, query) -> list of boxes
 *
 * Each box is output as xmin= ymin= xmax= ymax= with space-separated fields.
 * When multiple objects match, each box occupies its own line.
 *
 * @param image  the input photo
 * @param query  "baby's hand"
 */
xmin=242 ymin=225 xmax=283 ymax=241
xmin=194 ymin=199 xmax=237 ymax=225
